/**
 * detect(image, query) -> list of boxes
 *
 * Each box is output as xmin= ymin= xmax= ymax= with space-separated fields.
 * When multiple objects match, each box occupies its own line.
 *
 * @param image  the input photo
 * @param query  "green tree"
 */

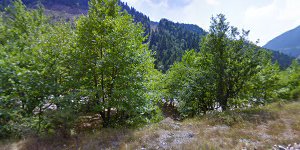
xmin=166 ymin=14 xmax=271 ymax=116
xmin=245 ymin=62 xmax=280 ymax=105
xmin=0 ymin=0 xmax=75 ymax=135
xmin=74 ymin=0 xmax=156 ymax=127
xmin=278 ymin=60 xmax=300 ymax=100
xmin=165 ymin=50 xmax=215 ymax=116
xmin=200 ymin=14 xmax=268 ymax=111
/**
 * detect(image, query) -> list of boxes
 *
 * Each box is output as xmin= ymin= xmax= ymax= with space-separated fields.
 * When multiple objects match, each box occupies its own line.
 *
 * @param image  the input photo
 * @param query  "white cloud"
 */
xmin=245 ymin=1 xmax=277 ymax=18
xmin=123 ymin=0 xmax=300 ymax=46
xmin=243 ymin=0 xmax=300 ymax=45
xmin=205 ymin=0 xmax=220 ymax=6
xmin=278 ymin=0 xmax=300 ymax=21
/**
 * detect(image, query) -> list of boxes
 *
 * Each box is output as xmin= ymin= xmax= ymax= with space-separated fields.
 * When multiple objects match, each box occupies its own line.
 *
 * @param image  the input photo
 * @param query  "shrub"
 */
xmin=290 ymin=86 xmax=300 ymax=100
xmin=43 ymin=109 xmax=77 ymax=138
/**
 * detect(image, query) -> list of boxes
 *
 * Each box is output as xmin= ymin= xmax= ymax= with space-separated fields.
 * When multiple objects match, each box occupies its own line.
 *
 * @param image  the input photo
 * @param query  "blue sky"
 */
xmin=122 ymin=0 xmax=300 ymax=46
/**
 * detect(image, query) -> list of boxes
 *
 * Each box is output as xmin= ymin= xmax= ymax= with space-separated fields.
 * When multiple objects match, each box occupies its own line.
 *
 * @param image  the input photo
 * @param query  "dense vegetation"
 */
xmin=150 ymin=19 xmax=206 ymax=72
xmin=0 ymin=0 xmax=161 ymax=138
xmin=164 ymin=15 xmax=280 ymax=116
xmin=1 ymin=0 xmax=300 ymax=142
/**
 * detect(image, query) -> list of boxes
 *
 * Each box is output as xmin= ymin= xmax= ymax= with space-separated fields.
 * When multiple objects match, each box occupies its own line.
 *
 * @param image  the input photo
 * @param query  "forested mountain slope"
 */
xmin=264 ymin=26 xmax=300 ymax=58
xmin=150 ymin=19 xmax=206 ymax=71
xmin=0 ymin=0 xmax=295 ymax=70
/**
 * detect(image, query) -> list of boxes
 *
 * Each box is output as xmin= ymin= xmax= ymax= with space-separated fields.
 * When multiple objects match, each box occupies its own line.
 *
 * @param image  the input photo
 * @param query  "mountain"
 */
xmin=0 ymin=0 xmax=207 ymax=72
xmin=150 ymin=19 xmax=206 ymax=71
xmin=0 ymin=0 xmax=295 ymax=70
xmin=119 ymin=2 xmax=151 ymax=37
xmin=264 ymin=26 xmax=300 ymax=58
xmin=271 ymin=50 xmax=295 ymax=69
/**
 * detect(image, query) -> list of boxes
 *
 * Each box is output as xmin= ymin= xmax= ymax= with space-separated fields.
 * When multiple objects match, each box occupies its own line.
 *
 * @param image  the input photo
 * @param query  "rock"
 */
xmin=187 ymin=133 xmax=194 ymax=138
xmin=294 ymin=143 xmax=300 ymax=149
xmin=278 ymin=145 xmax=286 ymax=150
xmin=273 ymin=143 xmax=300 ymax=150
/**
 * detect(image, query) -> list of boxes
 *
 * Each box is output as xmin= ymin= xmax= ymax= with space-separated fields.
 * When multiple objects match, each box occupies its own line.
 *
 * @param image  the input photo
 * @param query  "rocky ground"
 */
xmin=273 ymin=143 xmax=300 ymax=150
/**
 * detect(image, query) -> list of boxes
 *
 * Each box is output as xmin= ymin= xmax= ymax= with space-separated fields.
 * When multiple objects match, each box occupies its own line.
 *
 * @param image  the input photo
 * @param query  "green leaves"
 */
xmin=74 ymin=0 xmax=160 ymax=126
xmin=277 ymin=60 xmax=300 ymax=100
xmin=0 ymin=0 xmax=77 ymax=136
xmin=165 ymin=14 xmax=278 ymax=117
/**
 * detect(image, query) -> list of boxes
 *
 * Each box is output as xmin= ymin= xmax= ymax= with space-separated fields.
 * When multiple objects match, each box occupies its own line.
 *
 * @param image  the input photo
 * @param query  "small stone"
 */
xmin=289 ymin=147 xmax=295 ymax=150
xmin=278 ymin=145 xmax=286 ymax=150
xmin=294 ymin=143 xmax=300 ymax=149
xmin=187 ymin=133 xmax=194 ymax=138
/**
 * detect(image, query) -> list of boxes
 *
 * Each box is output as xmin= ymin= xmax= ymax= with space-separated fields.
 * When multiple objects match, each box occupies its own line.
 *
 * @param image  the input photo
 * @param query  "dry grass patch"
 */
xmin=291 ymin=121 xmax=300 ymax=131
xmin=266 ymin=120 xmax=286 ymax=136
xmin=2 ymin=101 xmax=300 ymax=150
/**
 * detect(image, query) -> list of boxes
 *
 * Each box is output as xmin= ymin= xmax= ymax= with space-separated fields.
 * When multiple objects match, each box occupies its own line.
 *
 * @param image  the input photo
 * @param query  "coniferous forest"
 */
xmin=1 ymin=0 xmax=300 ymax=149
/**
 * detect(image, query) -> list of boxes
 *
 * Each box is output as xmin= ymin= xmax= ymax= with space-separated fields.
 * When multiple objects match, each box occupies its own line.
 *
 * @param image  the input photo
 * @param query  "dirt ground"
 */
xmin=1 ymin=102 xmax=300 ymax=150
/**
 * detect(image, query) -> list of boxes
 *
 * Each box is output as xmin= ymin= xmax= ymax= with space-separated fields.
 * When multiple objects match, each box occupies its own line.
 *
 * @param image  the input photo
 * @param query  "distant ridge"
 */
xmin=0 ymin=0 xmax=296 ymax=69
xmin=264 ymin=25 xmax=300 ymax=58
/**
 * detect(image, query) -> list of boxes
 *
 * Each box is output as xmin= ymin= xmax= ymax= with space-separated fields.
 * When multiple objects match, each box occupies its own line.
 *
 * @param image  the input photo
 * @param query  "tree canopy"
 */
xmin=164 ymin=14 xmax=280 ymax=116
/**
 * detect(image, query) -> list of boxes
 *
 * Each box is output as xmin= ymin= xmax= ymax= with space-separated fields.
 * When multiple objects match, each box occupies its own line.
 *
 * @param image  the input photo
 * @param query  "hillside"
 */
xmin=264 ymin=26 xmax=300 ymax=58
xmin=150 ymin=19 xmax=206 ymax=71
xmin=271 ymin=50 xmax=295 ymax=69
xmin=0 ymin=0 xmax=295 ymax=70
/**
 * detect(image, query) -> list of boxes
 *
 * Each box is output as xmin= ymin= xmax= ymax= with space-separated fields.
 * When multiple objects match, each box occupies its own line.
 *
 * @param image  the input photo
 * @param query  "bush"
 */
xmin=290 ymin=86 xmax=300 ymax=100
xmin=43 ymin=109 xmax=77 ymax=138
xmin=0 ymin=110 xmax=23 ymax=139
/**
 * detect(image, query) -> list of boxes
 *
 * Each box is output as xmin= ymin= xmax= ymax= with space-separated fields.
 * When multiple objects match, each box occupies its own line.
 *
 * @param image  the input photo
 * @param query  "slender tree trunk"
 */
xmin=99 ymin=40 xmax=108 ymax=127
xmin=100 ymin=111 xmax=106 ymax=127
xmin=221 ymin=98 xmax=228 ymax=111
xmin=216 ymin=39 xmax=227 ymax=111
xmin=38 ymin=104 xmax=42 ymax=134
xmin=107 ymin=107 xmax=111 ymax=124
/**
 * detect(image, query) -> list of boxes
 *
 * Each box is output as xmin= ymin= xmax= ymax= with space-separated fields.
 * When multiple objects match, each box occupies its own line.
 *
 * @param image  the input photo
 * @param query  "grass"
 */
xmin=292 ymin=121 xmax=300 ymax=131
xmin=1 ymin=100 xmax=300 ymax=150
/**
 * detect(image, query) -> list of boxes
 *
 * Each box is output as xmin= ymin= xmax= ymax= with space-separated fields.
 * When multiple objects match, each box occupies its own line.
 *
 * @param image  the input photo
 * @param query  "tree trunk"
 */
xmin=221 ymin=98 xmax=228 ymax=111
xmin=107 ymin=107 xmax=111 ymax=124
xmin=100 ymin=111 xmax=108 ymax=128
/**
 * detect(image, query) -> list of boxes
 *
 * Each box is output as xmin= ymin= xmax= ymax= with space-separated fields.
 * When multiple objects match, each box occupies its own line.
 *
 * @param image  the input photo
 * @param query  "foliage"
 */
xmin=43 ymin=109 xmax=77 ymax=138
xmin=72 ymin=0 xmax=160 ymax=127
xmin=0 ymin=0 xmax=162 ymax=139
xmin=165 ymin=14 xmax=278 ymax=117
xmin=1 ymin=0 xmax=300 ymax=142
xmin=164 ymin=50 xmax=215 ymax=117
xmin=150 ymin=19 xmax=206 ymax=72
xmin=245 ymin=62 xmax=280 ymax=105
xmin=277 ymin=60 xmax=300 ymax=100
xmin=0 ymin=0 xmax=77 ymax=138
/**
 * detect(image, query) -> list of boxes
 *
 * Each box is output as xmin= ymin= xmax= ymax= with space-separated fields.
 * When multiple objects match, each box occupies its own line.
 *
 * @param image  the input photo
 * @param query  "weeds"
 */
xmin=2 ymin=101 xmax=300 ymax=150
